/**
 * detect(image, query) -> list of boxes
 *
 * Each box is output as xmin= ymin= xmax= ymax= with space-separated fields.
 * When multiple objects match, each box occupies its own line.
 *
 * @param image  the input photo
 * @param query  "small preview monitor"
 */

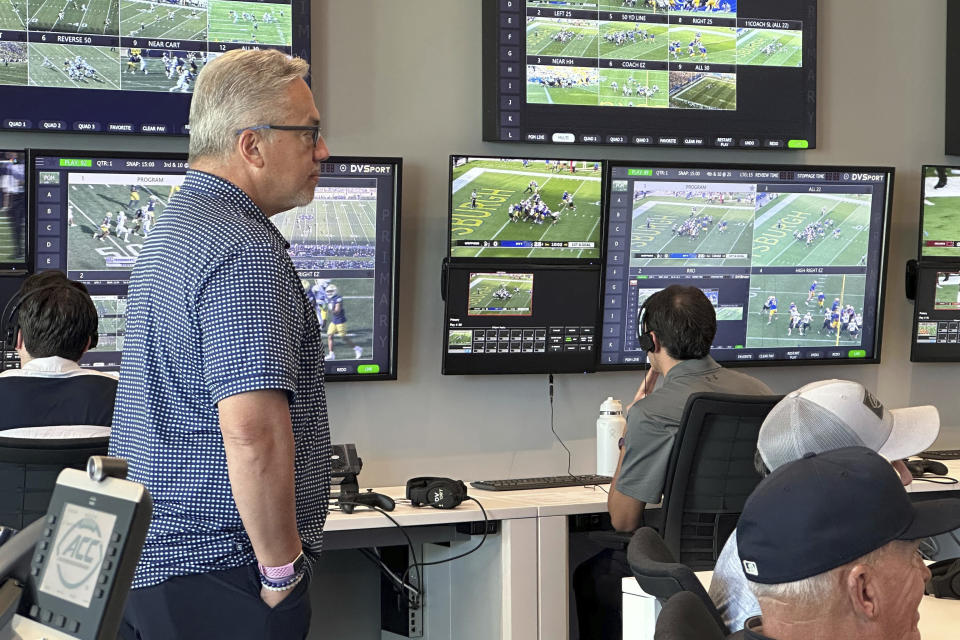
xmin=483 ymin=0 xmax=816 ymax=149
xmin=599 ymin=162 xmax=894 ymax=368
xmin=271 ymin=157 xmax=402 ymax=380
xmin=911 ymin=266 xmax=960 ymax=362
xmin=449 ymin=156 xmax=605 ymax=263
xmin=443 ymin=264 xmax=599 ymax=375
xmin=0 ymin=150 xmax=28 ymax=273
xmin=918 ymin=165 xmax=960 ymax=259
xmin=0 ymin=0 xmax=309 ymax=135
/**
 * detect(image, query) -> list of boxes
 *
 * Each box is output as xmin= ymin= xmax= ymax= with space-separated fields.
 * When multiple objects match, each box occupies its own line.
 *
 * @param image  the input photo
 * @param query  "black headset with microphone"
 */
xmin=636 ymin=301 xmax=655 ymax=353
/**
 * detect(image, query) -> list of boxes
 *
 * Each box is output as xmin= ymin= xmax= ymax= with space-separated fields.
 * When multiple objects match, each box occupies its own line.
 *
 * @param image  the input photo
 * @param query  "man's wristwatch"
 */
xmin=258 ymin=551 xmax=306 ymax=589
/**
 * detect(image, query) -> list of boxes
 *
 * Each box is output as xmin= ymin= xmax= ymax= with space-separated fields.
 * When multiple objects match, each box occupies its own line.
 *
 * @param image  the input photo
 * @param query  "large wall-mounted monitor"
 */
xmin=918 ymin=165 xmax=960 ymax=259
xmin=0 ymin=0 xmax=309 ymax=135
xmin=28 ymin=149 xmax=190 ymax=371
xmin=598 ymin=162 xmax=893 ymax=368
xmin=272 ymin=156 xmax=402 ymax=381
xmin=911 ymin=265 xmax=960 ymax=362
xmin=483 ymin=0 xmax=817 ymax=149
xmin=448 ymin=156 xmax=605 ymax=263
xmin=0 ymin=150 xmax=28 ymax=273
xmin=28 ymin=151 xmax=401 ymax=381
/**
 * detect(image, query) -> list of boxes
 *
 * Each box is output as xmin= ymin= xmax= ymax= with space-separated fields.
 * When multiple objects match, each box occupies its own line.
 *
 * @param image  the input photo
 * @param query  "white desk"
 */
xmin=318 ymin=465 xmax=960 ymax=640
xmin=321 ymin=483 xmax=609 ymax=640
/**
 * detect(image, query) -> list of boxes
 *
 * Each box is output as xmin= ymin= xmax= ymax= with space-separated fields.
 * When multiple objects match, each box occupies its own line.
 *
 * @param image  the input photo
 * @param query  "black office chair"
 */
xmin=628 ymin=526 xmax=728 ymax=635
xmin=654 ymin=591 xmax=728 ymax=640
xmin=0 ymin=436 xmax=109 ymax=529
xmin=652 ymin=392 xmax=783 ymax=570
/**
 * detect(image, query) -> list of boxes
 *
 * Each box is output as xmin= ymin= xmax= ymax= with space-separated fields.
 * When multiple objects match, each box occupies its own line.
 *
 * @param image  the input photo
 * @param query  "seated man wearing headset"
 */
xmin=574 ymin=285 xmax=772 ymax=640
xmin=0 ymin=270 xmax=116 ymax=437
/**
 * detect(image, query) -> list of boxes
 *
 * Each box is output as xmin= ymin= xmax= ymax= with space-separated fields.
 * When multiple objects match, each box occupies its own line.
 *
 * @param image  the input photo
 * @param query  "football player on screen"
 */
xmin=93 ymin=212 xmax=113 ymax=242
xmin=324 ymin=283 xmax=363 ymax=361
xmin=763 ymin=295 xmax=777 ymax=324
xmin=128 ymin=185 xmax=140 ymax=211
xmin=116 ymin=210 xmax=130 ymax=242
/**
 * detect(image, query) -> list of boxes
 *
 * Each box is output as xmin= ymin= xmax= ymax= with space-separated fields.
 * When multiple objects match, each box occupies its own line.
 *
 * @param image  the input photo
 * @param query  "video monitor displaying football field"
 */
xmin=449 ymin=156 xmax=604 ymax=262
xmin=0 ymin=0 xmax=308 ymax=135
xmin=467 ymin=272 xmax=534 ymax=316
xmin=30 ymin=150 xmax=189 ymax=370
xmin=30 ymin=152 xmax=402 ymax=380
xmin=484 ymin=0 xmax=816 ymax=148
xmin=600 ymin=162 xmax=893 ymax=368
xmin=919 ymin=165 xmax=960 ymax=259
xmin=271 ymin=157 xmax=402 ymax=380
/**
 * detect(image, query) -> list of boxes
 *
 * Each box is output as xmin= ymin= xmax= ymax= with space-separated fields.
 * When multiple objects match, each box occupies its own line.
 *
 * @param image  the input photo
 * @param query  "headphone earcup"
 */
xmin=406 ymin=477 xmax=466 ymax=509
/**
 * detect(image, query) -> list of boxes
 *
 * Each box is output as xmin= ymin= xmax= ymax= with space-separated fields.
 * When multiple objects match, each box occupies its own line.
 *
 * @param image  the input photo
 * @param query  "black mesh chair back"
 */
xmin=0 ymin=436 xmax=109 ymax=529
xmin=628 ymin=526 xmax=728 ymax=635
xmin=654 ymin=591 xmax=728 ymax=640
xmin=659 ymin=393 xmax=783 ymax=570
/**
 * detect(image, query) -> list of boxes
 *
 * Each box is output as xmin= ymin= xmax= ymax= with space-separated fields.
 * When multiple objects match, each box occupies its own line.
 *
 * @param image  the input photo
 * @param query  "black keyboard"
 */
xmin=471 ymin=475 xmax=612 ymax=491
xmin=919 ymin=450 xmax=960 ymax=460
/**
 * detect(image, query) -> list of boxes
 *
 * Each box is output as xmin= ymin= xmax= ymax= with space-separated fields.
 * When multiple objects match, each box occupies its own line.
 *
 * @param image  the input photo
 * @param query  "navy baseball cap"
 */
xmin=737 ymin=446 xmax=960 ymax=584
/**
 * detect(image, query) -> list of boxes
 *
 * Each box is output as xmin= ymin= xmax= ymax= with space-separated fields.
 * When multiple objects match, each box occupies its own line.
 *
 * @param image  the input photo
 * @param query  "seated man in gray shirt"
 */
xmin=574 ymin=285 xmax=772 ymax=640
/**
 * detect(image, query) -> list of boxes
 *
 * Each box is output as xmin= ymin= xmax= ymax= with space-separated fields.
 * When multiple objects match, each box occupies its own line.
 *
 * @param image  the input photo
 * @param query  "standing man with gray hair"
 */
xmin=112 ymin=48 xmax=331 ymax=639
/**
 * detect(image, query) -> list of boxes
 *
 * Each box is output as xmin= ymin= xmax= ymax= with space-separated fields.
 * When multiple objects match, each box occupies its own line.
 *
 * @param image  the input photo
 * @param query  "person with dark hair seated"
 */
xmin=0 ymin=270 xmax=116 ymax=438
xmin=574 ymin=285 xmax=772 ymax=640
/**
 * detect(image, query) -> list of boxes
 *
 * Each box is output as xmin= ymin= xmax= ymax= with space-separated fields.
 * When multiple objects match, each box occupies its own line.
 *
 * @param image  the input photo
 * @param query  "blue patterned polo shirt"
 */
xmin=110 ymin=170 xmax=330 ymax=589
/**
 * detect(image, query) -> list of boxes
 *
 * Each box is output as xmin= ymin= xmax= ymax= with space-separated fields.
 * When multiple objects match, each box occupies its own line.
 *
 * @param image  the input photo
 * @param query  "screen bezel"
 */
xmin=441 ymin=261 xmax=602 ymax=375
xmin=0 ymin=149 xmax=31 ymax=275
xmin=910 ymin=265 xmax=960 ymax=363
xmin=597 ymin=160 xmax=895 ymax=370
xmin=446 ymin=154 xmax=606 ymax=265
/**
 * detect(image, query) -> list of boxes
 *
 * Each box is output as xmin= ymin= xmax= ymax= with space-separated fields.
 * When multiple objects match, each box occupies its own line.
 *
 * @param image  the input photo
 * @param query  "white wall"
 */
xmin=1 ymin=0 xmax=956 ymax=486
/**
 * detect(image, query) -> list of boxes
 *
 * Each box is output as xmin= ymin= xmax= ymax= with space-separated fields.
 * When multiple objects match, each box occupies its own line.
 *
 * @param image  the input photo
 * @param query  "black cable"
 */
xmin=357 ymin=548 xmax=420 ymax=603
xmin=911 ymin=475 xmax=959 ymax=485
xmin=548 ymin=373 xmax=611 ymax=493
xmin=401 ymin=496 xmax=490 ymax=587
xmin=337 ymin=500 xmax=422 ymax=609
xmin=548 ymin=373 xmax=574 ymax=477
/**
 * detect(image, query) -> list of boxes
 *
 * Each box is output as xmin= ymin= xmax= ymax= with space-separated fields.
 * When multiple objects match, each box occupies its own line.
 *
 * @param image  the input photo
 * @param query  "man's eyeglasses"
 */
xmin=235 ymin=124 xmax=322 ymax=146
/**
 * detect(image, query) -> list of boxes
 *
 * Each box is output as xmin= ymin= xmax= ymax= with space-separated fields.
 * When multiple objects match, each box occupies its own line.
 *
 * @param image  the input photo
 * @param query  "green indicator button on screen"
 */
xmin=59 ymin=158 xmax=92 ymax=167
xmin=357 ymin=365 xmax=380 ymax=374
xmin=628 ymin=169 xmax=653 ymax=176
xmin=848 ymin=350 xmax=866 ymax=358
xmin=787 ymin=140 xmax=809 ymax=149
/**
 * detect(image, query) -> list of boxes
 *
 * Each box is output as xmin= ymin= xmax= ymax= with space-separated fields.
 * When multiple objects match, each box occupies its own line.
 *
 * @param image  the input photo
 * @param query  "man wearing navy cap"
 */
xmin=709 ymin=379 xmax=940 ymax=632
xmin=737 ymin=446 xmax=960 ymax=640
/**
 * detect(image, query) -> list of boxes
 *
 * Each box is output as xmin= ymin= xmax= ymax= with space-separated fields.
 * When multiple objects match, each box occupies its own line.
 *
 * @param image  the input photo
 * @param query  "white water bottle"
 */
xmin=597 ymin=397 xmax=626 ymax=477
